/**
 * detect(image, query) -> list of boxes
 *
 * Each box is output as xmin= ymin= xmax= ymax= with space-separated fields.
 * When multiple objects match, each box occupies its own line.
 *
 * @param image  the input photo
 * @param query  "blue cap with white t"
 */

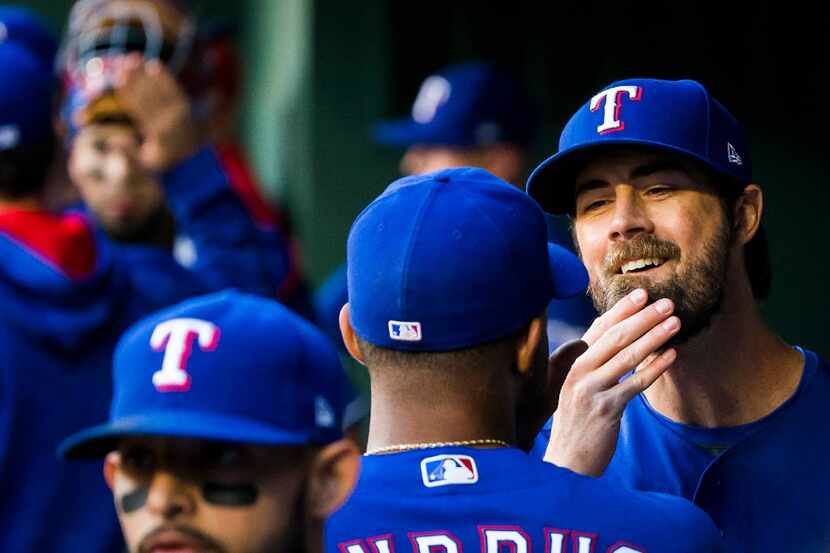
xmin=59 ymin=290 xmax=353 ymax=458
xmin=373 ymin=62 xmax=536 ymax=149
xmin=347 ymin=167 xmax=588 ymax=352
xmin=526 ymin=78 xmax=752 ymax=214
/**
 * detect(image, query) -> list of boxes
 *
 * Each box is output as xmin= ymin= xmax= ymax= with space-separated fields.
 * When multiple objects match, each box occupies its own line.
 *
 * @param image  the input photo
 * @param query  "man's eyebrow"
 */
xmin=575 ymin=179 xmax=609 ymax=196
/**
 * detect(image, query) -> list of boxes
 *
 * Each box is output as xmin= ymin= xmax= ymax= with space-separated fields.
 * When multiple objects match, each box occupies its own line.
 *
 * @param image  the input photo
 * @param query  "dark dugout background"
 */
xmin=314 ymin=1 xmax=829 ymax=357
xmin=31 ymin=0 xmax=828 ymax=356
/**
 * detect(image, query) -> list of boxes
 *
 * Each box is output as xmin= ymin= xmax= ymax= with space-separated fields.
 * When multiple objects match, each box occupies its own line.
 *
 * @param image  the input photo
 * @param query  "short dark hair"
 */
xmin=0 ymin=139 xmax=56 ymax=200
xmin=357 ymin=329 xmax=523 ymax=375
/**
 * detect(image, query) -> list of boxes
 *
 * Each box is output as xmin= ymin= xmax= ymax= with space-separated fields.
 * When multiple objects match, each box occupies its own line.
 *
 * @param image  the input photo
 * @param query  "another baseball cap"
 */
xmin=59 ymin=290 xmax=352 ymax=458
xmin=0 ymin=6 xmax=58 ymax=69
xmin=0 ymin=43 xmax=53 ymax=150
xmin=347 ymin=167 xmax=588 ymax=352
xmin=526 ymin=78 xmax=752 ymax=215
xmin=373 ymin=62 xmax=536 ymax=149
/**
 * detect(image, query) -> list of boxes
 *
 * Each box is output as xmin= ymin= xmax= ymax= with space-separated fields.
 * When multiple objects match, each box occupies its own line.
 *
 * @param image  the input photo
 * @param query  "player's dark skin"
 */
xmin=338 ymin=301 xmax=679 ymax=454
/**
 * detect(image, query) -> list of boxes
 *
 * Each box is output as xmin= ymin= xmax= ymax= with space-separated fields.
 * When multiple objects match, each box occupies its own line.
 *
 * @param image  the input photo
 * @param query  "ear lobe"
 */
xmin=306 ymin=439 xmax=361 ymax=519
xmin=339 ymin=304 xmax=367 ymax=366
xmin=103 ymin=451 xmax=121 ymax=490
xmin=734 ymin=184 xmax=763 ymax=246
xmin=516 ymin=316 xmax=545 ymax=376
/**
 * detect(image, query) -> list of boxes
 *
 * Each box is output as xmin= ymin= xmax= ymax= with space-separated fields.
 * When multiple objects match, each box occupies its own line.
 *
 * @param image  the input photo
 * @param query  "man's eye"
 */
xmin=645 ymin=186 xmax=672 ymax=196
xmin=121 ymin=446 xmax=156 ymax=475
xmin=92 ymin=139 xmax=108 ymax=153
xmin=583 ymin=199 xmax=609 ymax=212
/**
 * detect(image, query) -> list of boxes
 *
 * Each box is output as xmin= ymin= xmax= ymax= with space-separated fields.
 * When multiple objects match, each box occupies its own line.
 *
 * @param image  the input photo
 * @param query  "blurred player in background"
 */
xmin=59 ymin=0 xmax=310 ymax=312
xmin=329 ymin=167 xmax=722 ymax=552
xmin=60 ymin=291 xmax=359 ymax=553
xmin=527 ymin=78 xmax=830 ymax=551
xmin=316 ymin=62 xmax=595 ymax=355
xmin=0 ymin=37 xmax=133 ymax=553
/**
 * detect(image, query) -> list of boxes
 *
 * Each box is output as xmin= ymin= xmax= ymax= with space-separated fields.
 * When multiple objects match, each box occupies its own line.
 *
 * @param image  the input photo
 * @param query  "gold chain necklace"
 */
xmin=364 ymin=438 xmax=511 ymax=456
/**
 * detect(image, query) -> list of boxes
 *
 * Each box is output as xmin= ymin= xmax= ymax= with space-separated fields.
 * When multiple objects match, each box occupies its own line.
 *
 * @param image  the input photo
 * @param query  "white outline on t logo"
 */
xmin=590 ymin=85 xmax=643 ymax=135
xmin=149 ymin=318 xmax=221 ymax=392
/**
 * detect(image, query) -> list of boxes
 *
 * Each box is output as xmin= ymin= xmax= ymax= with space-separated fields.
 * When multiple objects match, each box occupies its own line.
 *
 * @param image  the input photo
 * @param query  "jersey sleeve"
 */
xmin=162 ymin=146 xmax=291 ymax=297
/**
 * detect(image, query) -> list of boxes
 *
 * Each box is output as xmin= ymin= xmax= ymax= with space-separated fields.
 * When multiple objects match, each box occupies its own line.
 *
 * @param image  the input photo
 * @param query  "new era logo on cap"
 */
xmin=727 ymin=142 xmax=743 ymax=165
xmin=421 ymin=454 xmax=479 ymax=488
xmin=388 ymin=320 xmax=422 ymax=342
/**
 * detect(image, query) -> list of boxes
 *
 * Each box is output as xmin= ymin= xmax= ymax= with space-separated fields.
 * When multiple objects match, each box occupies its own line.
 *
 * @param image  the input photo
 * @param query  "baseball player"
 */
xmin=328 ymin=167 xmax=722 ymax=552
xmin=59 ymin=0 xmax=301 ymax=307
xmin=316 ymin=62 xmax=594 ymax=352
xmin=526 ymin=78 xmax=830 ymax=551
xmin=60 ymin=290 xmax=359 ymax=553
xmin=0 ymin=39 xmax=139 ymax=553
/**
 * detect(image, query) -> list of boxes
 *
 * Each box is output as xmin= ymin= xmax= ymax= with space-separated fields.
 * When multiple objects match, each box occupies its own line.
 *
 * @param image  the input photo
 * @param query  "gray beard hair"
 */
xmin=588 ymin=222 xmax=732 ymax=347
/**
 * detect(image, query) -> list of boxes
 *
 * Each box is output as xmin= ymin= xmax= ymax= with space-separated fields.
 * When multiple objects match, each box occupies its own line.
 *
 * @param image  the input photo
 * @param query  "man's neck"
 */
xmin=644 ymin=278 xmax=804 ymax=428
xmin=0 ymin=196 xmax=42 ymax=212
xmin=365 ymin=368 xmax=517 ymax=452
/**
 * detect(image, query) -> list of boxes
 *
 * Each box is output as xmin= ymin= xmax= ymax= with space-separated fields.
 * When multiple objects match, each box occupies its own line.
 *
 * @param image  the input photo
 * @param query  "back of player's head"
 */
xmin=59 ymin=290 xmax=352 ymax=459
xmin=345 ymin=167 xmax=587 ymax=371
xmin=0 ymin=43 xmax=55 ymax=200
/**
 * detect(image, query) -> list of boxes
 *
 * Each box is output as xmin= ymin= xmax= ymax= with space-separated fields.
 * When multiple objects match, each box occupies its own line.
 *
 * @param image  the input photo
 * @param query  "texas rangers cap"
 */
xmin=347 ymin=167 xmax=588 ymax=352
xmin=0 ymin=43 xmax=53 ymax=150
xmin=526 ymin=78 xmax=752 ymax=215
xmin=373 ymin=62 xmax=536 ymax=148
xmin=0 ymin=6 xmax=58 ymax=69
xmin=59 ymin=290 xmax=352 ymax=458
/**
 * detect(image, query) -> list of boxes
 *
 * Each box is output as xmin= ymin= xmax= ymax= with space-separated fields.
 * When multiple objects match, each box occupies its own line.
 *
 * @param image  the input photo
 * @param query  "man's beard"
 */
xmin=587 ymin=222 xmax=731 ymax=346
xmin=102 ymin=204 xmax=176 ymax=249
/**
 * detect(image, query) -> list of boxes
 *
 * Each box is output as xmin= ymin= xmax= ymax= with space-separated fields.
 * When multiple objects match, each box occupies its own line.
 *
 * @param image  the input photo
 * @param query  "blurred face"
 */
xmin=68 ymin=123 xmax=164 ymax=240
xmin=104 ymin=437 xmax=310 ymax=553
xmin=399 ymin=145 xmax=488 ymax=176
xmin=573 ymin=149 xmax=733 ymax=343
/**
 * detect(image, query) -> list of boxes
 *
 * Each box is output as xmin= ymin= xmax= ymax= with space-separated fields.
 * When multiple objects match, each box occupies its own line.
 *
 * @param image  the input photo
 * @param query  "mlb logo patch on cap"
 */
xmin=388 ymin=320 xmax=422 ymax=342
xmin=420 ymin=454 xmax=478 ymax=488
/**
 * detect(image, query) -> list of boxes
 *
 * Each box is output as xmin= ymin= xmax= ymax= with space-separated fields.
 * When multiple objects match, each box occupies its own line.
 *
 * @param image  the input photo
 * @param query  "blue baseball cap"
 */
xmin=526 ymin=78 xmax=752 ymax=215
xmin=373 ymin=62 xmax=536 ymax=149
xmin=0 ymin=6 xmax=57 ymax=69
xmin=59 ymin=290 xmax=352 ymax=458
xmin=0 ymin=43 xmax=53 ymax=150
xmin=347 ymin=167 xmax=588 ymax=352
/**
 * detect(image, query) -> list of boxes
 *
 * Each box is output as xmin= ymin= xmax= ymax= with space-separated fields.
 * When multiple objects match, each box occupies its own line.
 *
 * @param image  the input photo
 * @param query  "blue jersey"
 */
xmin=327 ymin=446 xmax=722 ymax=553
xmin=532 ymin=347 xmax=830 ymax=551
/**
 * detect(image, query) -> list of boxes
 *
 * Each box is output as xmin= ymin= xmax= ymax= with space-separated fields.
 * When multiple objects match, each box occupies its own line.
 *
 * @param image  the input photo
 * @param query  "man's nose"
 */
xmin=607 ymin=186 xmax=655 ymax=241
xmin=143 ymin=470 xmax=196 ymax=519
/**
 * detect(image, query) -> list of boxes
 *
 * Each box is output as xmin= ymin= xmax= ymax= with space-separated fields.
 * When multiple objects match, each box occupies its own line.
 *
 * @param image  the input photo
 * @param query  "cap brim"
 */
xmin=58 ymin=409 xmax=311 ymax=460
xmin=548 ymin=242 xmax=588 ymax=299
xmin=372 ymin=118 xmax=470 ymax=148
xmin=527 ymin=139 xmax=735 ymax=215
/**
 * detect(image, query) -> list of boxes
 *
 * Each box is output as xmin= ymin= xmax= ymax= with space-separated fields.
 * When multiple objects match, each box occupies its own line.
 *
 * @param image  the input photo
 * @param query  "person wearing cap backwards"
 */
xmin=315 ymin=62 xmax=594 ymax=353
xmin=327 ymin=167 xmax=722 ymax=552
xmin=60 ymin=290 xmax=360 ymax=553
xmin=526 ymin=79 xmax=830 ymax=551
xmin=59 ymin=0 xmax=299 ymax=307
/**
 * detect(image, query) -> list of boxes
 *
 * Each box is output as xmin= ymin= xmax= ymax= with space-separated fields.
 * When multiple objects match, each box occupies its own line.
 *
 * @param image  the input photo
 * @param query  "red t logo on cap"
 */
xmin=590 ymin=85 xmax=642 ymax=135
xmin=149 ymin=318 xmax=221 ymax=392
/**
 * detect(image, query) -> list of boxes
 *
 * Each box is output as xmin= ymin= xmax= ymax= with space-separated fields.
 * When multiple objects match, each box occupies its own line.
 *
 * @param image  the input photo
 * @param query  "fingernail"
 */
xmin=630 ymin=289 xmax=647 ymax=303
xmin=662 ymin=316 xmax=680 ymax=331
xmin=655 ymin=298 xmax=673 ymax=314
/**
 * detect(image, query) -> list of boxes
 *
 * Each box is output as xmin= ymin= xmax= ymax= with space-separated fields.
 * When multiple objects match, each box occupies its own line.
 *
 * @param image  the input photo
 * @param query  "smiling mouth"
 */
xmin=619 ymin=257 xmax=666 ymax=275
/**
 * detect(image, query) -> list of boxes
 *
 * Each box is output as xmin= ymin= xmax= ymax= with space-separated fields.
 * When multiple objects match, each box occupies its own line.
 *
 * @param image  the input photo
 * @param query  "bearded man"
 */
xmin=526 ymin=78 xmax=830 ymax=552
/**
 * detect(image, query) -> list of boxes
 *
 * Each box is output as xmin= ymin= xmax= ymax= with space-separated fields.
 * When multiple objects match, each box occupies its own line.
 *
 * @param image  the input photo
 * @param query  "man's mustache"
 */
xmin=602 ymin=235 xmax=681 ymax=275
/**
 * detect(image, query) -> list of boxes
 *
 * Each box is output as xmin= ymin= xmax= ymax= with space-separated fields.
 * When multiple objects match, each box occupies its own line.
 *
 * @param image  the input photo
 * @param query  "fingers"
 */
xmin=614 ymin=348 xmax=677 ymax=401
xmin=572 ymin=297 xmax=677 ymax=379
xmin=547 ymin=339 xmax=589 ymax=411
xmin=582 ymin=288 xmax=648 ymax=346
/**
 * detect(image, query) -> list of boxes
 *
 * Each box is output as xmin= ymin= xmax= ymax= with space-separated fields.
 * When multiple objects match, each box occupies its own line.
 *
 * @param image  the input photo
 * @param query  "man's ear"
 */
xmin=103 ymin=451 xmax=120 ymax=490
xmin=306 ymin=439 xmax=361 ymax=519
xmin=733 ymin=184 xmax=763 ymax=246
xmin=516 ymin=315 xmax=545 ymax=376
xmin=339 ymin=304 xmax=366 ymax=366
